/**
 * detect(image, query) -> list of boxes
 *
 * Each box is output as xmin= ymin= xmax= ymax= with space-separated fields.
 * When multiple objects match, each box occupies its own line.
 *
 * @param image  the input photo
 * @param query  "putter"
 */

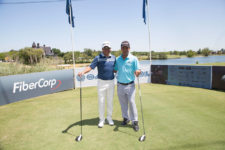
xmin=75 ymin=79 xmax=83 ymax=142
xmin=137 ymin=77 xmax=146 ymax=142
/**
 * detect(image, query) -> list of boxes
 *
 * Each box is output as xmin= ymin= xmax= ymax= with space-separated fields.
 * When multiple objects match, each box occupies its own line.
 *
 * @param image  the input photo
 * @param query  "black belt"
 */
xmin=118 ymin=81 xmax=134 ymax=85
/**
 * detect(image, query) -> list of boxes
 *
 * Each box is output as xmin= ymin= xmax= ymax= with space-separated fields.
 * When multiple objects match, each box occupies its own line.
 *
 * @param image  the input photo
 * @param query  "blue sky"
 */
xmin=0 ymin=0 xmax=225 ymax=52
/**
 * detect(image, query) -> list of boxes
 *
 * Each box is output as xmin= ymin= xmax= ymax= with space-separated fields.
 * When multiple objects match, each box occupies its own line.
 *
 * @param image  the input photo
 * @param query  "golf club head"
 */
xmin=75 ymin=135 xmax=82 ymax=142
xmin=62 ymin=130 xmax=67 ymax=133
xmin=139 ymin=135 xmax=146 ymax=142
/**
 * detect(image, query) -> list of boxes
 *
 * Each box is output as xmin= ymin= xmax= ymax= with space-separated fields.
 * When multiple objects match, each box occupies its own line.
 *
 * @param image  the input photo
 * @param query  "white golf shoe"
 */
xmin=98 ymin=120 xmax=105 ymax=128
xmin=107 ymin=118 xmax=114 ymax=126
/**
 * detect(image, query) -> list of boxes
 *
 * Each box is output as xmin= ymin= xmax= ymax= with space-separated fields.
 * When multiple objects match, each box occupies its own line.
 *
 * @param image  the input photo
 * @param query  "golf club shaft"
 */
xmin=80 ymin=80 xmax=83 ymax=135
xmin=137 ymin=77 xmax=145 ymax=135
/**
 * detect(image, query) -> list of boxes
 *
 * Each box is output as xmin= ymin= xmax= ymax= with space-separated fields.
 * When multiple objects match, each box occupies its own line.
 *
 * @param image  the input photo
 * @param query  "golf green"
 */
xmin=0 ymin=84 xmax=225 ymax=150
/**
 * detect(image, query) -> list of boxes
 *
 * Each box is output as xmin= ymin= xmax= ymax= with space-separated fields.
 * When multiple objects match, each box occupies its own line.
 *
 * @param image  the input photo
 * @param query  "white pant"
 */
xmin=97 ymin=79 xmax=115 ymax=122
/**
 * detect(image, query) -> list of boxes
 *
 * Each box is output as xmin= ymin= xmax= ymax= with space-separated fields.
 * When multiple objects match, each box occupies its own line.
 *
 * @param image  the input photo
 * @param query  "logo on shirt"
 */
xmin=98 ymin=58 xmax=115 ymax=62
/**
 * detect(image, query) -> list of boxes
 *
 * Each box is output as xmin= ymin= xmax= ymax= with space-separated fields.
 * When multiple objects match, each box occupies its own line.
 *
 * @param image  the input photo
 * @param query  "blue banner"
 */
xmin=168 ymin=65 xmax=212 ymax=89
xmin=0 ymin=69 xmax=74 ymax=106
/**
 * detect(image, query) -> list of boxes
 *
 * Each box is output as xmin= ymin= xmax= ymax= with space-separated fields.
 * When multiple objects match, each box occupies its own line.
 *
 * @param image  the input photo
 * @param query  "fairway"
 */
xmin=0 ymin=84 xmax=225 ymax=150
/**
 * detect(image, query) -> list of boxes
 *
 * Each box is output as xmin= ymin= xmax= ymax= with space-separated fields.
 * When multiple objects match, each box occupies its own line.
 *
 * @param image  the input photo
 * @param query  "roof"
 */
xmin=40 ymin=46 xmax=54 ymax=56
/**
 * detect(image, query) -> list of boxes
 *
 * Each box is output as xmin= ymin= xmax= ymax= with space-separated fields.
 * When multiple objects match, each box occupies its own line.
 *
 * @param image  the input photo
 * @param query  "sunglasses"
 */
xmin=103 ymin=47 xmax=110 ymax=50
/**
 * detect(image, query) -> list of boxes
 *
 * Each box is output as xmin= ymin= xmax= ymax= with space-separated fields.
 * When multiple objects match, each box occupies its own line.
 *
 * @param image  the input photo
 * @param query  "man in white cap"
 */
xmin=78 ymin=41 xmax=116 ymax=128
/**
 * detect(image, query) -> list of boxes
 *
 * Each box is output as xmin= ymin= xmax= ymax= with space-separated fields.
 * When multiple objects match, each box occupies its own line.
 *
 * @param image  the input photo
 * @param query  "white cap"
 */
xmin=102 ymin=41 xmax=111 ymax=49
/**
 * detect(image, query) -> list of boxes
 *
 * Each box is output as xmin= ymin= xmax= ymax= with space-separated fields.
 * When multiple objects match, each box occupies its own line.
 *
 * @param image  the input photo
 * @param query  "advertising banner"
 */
xmin=212 ymin=66 xmax=225 ymax=90
xmin=0 ymin=69 xmax=74 ymax=105
xmin=74 ymin=65 xmax=150 ymax=87
xmin=0 ymin=65 xmax=150 ymax=105
xmin=151 ymin=65 xmax=168 ymax=84
xmin=168 ymin=65 xmax=212 ymax=89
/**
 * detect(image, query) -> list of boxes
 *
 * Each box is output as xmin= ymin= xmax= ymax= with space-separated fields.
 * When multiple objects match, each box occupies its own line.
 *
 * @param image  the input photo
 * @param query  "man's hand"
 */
xmin=135 ymin=70 xmax=141 ymax=77
xmin=78 ymin=72 xmax=84 ymax=77
xmin=78 ymin=66 xmax=92 ymax=77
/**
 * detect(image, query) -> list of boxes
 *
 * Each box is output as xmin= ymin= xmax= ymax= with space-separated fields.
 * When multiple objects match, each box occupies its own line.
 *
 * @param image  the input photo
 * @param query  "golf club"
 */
xmin=137 ymin=77 xmax=146 ymax=142
xmin=75 ymin=79 xmax=83 ymax=142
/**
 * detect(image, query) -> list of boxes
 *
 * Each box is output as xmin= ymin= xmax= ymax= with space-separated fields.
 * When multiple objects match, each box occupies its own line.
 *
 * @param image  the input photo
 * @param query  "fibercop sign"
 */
xmin=0 ymin=70 xmax=74 ymax=105
xmin=13 ymin=78 xmax=61 ymax=93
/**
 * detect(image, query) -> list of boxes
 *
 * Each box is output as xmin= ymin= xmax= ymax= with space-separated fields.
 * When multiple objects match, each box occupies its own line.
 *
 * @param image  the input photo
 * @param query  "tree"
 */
xmin=217 ymin=50 xmax=222 ymax=55
xmin=63 ymin=52 xmax=72 ymax=64
xmin=201 ymin=48 xmax=210 ymax=56
xmin=151 ymin=51 xmax=158 ymax=59
xmin=74 ymin=51 xmax=80 ymax=58
xmin=221 ymin=48 xmax=225 ymax=54
xmin=0 ymin=52 xmax=7 ymax=61
xmin=179 ymin=51 xmax=187 ymax=56
xmin=84 ymin=48 xmax=93 ymax=57
xmin=19 ymin=48 xmax=44 ymax=64
xmin=197 ymin=48 xmax=202 ymax=55
xmin=58 ymin=52 xmax=65 ymax=57
xmin=186 ymin=50 xmax=195 ymax=57
xmin=111 ymin=50 xmax=121 ymax=57
xmin=9 ymin=50 xmax=19 ymax=61
xmin=173 ymin=50 xmax=179 ymax=55
xmin=158 ymin=53 xmax=167 ymax=59
xmin=52 ymin=48 xmax=61 ymax=56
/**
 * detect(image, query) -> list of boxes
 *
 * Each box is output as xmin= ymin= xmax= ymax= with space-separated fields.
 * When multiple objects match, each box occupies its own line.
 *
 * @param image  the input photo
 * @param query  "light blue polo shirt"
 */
xmin=114 ymin=53 xmax=140 ymax=83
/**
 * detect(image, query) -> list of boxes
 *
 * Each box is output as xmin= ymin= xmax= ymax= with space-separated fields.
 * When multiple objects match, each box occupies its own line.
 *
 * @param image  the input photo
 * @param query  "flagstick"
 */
xmin=69 ymin=4 xmax=76 ymax=89
xmin=146 ymin=0 xmax=152 ymax=83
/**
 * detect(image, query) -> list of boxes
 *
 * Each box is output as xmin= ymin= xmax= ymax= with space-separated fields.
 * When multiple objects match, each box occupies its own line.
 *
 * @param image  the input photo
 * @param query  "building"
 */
xmin=32 ymin=42 xmax=54 ymax=56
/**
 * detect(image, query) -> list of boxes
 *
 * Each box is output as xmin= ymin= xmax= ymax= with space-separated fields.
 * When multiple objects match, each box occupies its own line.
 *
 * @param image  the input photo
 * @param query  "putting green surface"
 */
xmin=0 ymin=84 xmax=225 ymax=150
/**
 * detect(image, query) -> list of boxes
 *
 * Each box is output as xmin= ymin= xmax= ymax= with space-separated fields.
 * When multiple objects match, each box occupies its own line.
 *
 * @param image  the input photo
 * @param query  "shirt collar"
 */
xmin=120 ymin=53 xmax=131 ymax=60
xmin=101 ymin=52 xmax=111 ymax=57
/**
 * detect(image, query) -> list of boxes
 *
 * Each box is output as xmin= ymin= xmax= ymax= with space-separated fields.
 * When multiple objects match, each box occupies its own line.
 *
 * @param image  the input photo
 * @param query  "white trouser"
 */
xmin=97 ymin=79 xmax=115 ymax=122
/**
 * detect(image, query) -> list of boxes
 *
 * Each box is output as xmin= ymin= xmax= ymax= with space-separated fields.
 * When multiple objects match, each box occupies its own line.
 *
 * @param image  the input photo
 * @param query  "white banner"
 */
xmin=75 ymin=65 xmax=150 ymax=88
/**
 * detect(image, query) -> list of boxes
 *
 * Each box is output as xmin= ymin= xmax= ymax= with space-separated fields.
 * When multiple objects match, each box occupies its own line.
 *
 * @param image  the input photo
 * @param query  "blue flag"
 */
xmin=143 ymin=0 xmax=147 ymax=24
xmin=66 ymin=0 xmax=75 ymax=27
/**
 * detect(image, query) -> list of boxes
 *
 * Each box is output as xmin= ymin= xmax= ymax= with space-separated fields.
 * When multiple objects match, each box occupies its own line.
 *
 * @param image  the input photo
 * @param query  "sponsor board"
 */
xmin=74 ymin=66 xmax=150 ymax=88
xmin=168 ymin=65 xmax=212 ymax=89
xmin=0 ymin=70 xmax=74 ymax=105
xmin=1 ymin=64 xmax=224 ymax=106
xmin=151 ymin=65 xmax=168 ymax=84
xmin=212 ymin=66 xmax=225 ymax=90
xmin=0 ymin=66 xmax=150 ymax=106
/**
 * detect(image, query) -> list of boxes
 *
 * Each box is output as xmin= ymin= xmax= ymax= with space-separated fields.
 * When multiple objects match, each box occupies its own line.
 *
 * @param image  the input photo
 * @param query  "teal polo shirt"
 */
xmin=114 ymin=53 xmax=140 ymax=83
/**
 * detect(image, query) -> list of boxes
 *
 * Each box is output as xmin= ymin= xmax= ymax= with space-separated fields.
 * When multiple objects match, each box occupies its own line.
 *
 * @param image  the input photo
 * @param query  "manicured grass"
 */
xmin=195 ymin=62 xmax=225 ymax=66
xmin=0 ymin=84 xmax=225 ymax=150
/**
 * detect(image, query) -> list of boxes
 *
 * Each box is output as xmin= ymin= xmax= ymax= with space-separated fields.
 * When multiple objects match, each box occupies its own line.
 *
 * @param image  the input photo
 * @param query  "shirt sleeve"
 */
xmin=89 ymin=56 xmax=98 ymax=69
xmin=114 ymin=58 xmax=118 ymax=71
xmin=134 ymin=57 xmax=140 ymax=71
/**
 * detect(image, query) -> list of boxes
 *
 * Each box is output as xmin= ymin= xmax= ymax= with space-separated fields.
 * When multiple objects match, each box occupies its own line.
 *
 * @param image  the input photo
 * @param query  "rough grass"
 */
xmin=0 ymin=58 xmax=65 ymax=76
xmin=0 ymin=84 xmax=225 ymax=150
xmin=0 ymin=59 xmax=91 ymax=77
